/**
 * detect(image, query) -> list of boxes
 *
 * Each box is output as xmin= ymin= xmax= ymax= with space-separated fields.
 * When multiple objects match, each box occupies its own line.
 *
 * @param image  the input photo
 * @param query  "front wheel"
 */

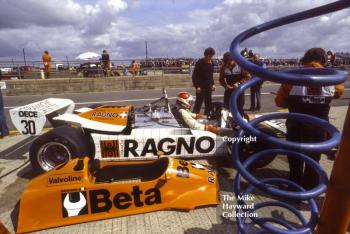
xmin=29 ymin=126 xmax=93 ymax=173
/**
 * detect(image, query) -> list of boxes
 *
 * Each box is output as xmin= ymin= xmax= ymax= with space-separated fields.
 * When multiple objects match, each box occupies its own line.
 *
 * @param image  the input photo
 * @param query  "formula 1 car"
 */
xmin=10 ymin=89 xmax=286 ymax=173
xmin=17 ymin=157 xmax=218 ymax=233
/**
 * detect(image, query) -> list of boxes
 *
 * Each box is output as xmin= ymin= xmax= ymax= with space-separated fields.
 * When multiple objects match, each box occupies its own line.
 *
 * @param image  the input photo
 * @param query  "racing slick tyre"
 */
xmin=29 ymin=126 xmax=92 ymax=173
xmin=227 ymin=124 xmax=278 ymax=169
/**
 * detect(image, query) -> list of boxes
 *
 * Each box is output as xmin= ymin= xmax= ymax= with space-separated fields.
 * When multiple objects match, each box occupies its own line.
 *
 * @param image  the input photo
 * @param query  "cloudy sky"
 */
xmin=0 ymin=0 xmax=349 ymax=61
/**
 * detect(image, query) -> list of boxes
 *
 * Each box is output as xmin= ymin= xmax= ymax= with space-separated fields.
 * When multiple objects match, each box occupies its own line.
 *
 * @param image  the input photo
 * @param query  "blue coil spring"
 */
xmin=229 ymin=1 xmax=350 ymax=233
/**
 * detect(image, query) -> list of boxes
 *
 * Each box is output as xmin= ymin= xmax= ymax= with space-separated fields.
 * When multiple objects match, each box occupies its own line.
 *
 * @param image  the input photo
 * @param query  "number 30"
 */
xmin=21 ymin=120 xmax=36 ymax=135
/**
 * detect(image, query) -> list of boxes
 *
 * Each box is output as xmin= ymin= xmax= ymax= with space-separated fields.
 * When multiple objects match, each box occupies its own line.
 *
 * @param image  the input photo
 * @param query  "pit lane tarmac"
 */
xmin=0 ymin=106 xmax=349 ymax=234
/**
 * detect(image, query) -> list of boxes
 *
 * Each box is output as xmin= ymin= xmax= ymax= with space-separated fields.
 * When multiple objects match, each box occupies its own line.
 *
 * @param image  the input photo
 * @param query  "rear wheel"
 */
xmin=30 ymin=126 xmax=93 ymax=173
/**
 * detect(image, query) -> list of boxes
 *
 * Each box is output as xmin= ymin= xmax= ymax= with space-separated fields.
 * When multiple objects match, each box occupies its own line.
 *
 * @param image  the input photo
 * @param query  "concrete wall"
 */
xmin=4 ymin=73 xmax=348 ymax=96
xmin=4 ymin=74 xmax=220 ymax=96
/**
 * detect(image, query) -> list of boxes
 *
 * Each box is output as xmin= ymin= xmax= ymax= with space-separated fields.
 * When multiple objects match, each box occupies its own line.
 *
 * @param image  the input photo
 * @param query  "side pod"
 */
xmin=17 ymin=157 xmax=218 ymax=233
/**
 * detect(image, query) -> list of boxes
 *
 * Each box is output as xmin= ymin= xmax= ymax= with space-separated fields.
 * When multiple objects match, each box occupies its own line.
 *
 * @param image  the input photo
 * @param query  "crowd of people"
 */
xmin=173 ymin=46 xmax=344 ymax=190
xmin=35 ymin=49 xmax=350 ymax=80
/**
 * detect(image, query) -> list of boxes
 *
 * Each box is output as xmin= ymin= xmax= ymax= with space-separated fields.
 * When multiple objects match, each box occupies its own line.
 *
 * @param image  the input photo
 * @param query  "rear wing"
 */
xmin=10 ymin=98 xmax=75 ymax=135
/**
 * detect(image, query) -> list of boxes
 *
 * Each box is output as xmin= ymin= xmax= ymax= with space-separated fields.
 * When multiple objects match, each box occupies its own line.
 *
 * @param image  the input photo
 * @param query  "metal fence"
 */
xmin=0 ymin=59 xmax=196 ymax=79
xmin=0 ymin=59 xmax=348 ymax=80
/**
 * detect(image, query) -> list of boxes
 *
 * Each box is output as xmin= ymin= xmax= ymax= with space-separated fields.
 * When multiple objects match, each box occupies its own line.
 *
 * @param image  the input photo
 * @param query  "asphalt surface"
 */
xmin=3 ymin=80 xmax=350 ymax=131
xmin=1 ymin=106 xmax=349 ymax=233
xmin=1 ymin=80 xmax=350 ymax=233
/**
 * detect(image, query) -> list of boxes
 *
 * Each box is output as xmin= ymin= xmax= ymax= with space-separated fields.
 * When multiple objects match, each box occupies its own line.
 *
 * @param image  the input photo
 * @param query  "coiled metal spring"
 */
xmin=229 ymin=1 xmax=350 ymax=233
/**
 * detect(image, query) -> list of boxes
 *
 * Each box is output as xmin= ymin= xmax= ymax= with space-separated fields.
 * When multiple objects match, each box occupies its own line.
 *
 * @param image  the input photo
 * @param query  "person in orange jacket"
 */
xmin=275 ymin=47 xmax=344 ymax=189
xmin=42 ymin=51 xmax=52 ymax=79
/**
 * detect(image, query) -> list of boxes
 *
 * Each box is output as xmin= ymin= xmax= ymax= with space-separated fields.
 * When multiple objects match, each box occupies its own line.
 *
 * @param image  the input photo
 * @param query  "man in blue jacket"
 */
xmin=192 ymin=47 xmax=215 ymax=115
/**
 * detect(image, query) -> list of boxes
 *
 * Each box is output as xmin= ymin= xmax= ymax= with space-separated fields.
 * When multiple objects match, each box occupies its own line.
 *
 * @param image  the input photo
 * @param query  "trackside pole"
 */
xmin=316 ymin=104 xmax=350 ymax=234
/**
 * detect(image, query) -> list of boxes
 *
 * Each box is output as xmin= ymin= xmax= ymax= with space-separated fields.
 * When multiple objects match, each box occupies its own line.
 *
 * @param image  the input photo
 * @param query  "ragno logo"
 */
xmin=92 ymin=112 xmax=118 ymax=118
xmin=61 ymin=191 xmax=88 ymax=218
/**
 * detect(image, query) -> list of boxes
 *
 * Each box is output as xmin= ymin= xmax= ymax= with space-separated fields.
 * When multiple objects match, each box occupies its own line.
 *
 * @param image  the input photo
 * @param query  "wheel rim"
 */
xmin=37 ymin=142 xmax=71 ymax=171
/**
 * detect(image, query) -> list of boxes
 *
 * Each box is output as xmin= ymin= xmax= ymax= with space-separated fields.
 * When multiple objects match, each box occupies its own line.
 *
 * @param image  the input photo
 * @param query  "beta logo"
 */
xmin=62 ymin=190 xmax=88 ymax=218
xmin=61 ymin=186 xmax=162 ymax=217
xmin=90 ymin=186 xmax=162 ymax=213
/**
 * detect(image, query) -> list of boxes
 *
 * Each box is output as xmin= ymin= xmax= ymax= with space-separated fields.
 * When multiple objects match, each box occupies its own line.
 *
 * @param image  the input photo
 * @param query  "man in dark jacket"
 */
xmin=192 ymin=47 xmax=215 ymax=115
xmin=249 ymin=53 xmax=266 ymax=111
xmin=275 ymin=47 xmax=344 ymax=189
xmin=101 ymin=50 xmax=110 ymax=77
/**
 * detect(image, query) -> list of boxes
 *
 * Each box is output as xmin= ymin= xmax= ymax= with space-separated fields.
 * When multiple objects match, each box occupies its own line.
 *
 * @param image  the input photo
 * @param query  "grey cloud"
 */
xmin=0 ymin=0 xmax=85 ymax=29
xmin=0 ymin=0 xmax=349 ymax=60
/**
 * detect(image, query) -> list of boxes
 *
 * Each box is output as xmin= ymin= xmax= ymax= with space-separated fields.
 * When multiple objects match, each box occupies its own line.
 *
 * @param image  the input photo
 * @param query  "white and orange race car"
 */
xmin=10 ymin=90 xmax=286 ymax=173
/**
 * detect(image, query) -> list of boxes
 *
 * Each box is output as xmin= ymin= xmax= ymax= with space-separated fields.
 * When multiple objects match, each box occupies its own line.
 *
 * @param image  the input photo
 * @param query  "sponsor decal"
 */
xmin=19 ymin=99 xmax=60 ymax=113
xmin=191 ymin=162 xmax=206 ymax=170
xmin=48 ymin=175 xmax=82 ymax=186
xmin=18 ymin=110 xmax=38 ymax=118
xmin=119 ymin=111 xmax=128 ymax=119
xmin=176 ymin=160 xmax=190 ymax=178
xmin=100 ymin=140 xmax=120 ymax=158
xmin=92 ymin=112 xmax=119 ymax=118
xmin=122 ymin=136 xmax=215 ymax=157
xmin=62 ymin=190 xmax=88 ymax=217
xmin=89 ymin=186 xmax=161 ymax=213
xmin=207 ymin=169 xmax=216 ymax=184
xmin=302 ymin=96 xmax=326 ymax=104
xmin=61 ymin=186 xmax=161 ymax=217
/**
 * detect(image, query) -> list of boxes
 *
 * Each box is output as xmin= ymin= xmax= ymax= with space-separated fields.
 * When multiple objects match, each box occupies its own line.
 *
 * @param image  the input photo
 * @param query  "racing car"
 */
xmin=17 ymin=156 xmax=218 ymax=233
xmin=10 ymin=89 xmax=286 ymax=173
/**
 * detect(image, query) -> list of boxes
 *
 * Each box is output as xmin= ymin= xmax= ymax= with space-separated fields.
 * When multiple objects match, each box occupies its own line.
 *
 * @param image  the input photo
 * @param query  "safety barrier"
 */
xmin=229 ymin=1 xmax=349 ymax=233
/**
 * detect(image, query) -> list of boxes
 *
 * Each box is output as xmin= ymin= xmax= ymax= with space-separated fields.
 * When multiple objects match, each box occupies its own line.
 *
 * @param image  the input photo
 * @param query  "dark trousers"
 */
xmin=193 ymin=88 xmax=212 ymax=115
xmin=250 ymin=83 xmax=261 ymax=110
xmin=224 ymin=88 xmax=233 ymax=109
xmin=0 ymin=89 xmax=9 ymax=137
xmin=224 ymin=88 xmax=244 ymax=116
xmin=286 ymin=121 xmax=326 ymax=189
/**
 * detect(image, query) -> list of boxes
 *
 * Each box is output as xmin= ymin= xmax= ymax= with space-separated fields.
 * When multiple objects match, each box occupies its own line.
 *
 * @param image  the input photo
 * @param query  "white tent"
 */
xmin=75 ymin=52 xmax=100 ymax=60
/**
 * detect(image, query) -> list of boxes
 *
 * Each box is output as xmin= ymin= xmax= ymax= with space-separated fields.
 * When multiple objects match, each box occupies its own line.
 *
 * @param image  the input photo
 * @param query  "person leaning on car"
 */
xmin=192 ymin=47 xmax=216 ymax=116
xmin=275 ymin=47 xmax=345 ymax=189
